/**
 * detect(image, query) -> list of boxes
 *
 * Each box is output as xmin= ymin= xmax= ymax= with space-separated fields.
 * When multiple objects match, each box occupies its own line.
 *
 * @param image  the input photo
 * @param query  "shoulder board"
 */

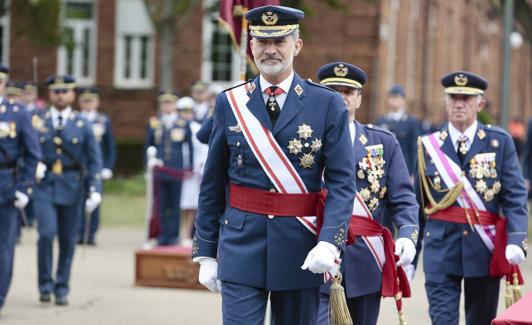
xmin=364 ymin=123 xmax=393 ymax=136
xmin=149 ymin=116 xmax=160 ymax=129
xmin=484 ymin=124 xmax=509 ymax=136
xmin=222 ymin=80 xmax=252 ymax=93
xmin=304 ymin=79 xmax=336 ymax=92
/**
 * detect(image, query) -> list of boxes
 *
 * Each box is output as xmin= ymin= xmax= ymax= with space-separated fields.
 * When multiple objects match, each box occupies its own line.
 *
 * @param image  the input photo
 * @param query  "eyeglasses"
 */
xmin=53 ymin=89 xmax=69 ymax=94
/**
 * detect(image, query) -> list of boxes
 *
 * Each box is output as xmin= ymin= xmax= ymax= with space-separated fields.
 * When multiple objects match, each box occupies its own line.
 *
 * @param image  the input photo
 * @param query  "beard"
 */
xmin=255 ymin=55 xmax=293 ymax=78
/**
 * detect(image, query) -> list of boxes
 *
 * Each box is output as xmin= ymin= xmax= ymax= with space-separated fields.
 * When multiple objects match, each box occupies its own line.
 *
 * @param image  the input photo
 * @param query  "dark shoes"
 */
xmin=39 ymin=293 xmax=51 ymax=303
xmin=40 ymin=293 xmax=68 ymax=306
xmin=55 ymin=296 xmax=68 ymax=306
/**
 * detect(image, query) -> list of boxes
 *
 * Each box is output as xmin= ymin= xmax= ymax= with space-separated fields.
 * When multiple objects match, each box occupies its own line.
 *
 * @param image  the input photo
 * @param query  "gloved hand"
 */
xmin=85 ymin=192 xmax=102 ymax=214
xmin=301 ymin=241 xmax=339 ymax=274
xmin=403 ymin=264 xmax=416 ymax=283
xmin=506 ymin=244 xmax=525 ymax=265
xmin=147 ymin=157 xmax=162 ymax=169
xmin=198 ymin=257 xmax=222 ymax=293
xmin=101 ymin=168 xmax=113 ymax=180
xmin=395 ymin=238 xmax=416 ymax=267
xmin=14 ymin=191 xmax=29 ymax=209
xmin=35 ymin=162 xmax=47 ymax=181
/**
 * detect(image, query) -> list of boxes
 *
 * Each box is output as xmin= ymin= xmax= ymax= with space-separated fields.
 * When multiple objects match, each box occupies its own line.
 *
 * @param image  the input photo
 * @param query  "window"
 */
xmin=114 ymin=0 xmax=155 ymax=88
xmin=57 ymin=0 xmax=97 ymax=85
xmin=0 ymin=0 xmax=10 ymax=66
xmin=201 ymin=0 xmax=240 ymax=84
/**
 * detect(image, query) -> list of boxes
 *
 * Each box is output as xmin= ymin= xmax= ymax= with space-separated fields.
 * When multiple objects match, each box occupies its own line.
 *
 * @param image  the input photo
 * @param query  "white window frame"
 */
xmin=57 ymin=0 xmax=98 ymax=85
xmin=0 ymin=0 xmax=10 ymax=66
xmin=201 ymin=0 xmax=240 ymax=85
xmin=113 ymin=0 xmax=155 ymax=89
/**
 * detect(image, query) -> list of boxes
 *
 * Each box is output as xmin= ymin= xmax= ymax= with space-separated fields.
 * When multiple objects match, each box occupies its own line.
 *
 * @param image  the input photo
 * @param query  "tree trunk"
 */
xmin=159 ymin=0 xmax=176 ymax=91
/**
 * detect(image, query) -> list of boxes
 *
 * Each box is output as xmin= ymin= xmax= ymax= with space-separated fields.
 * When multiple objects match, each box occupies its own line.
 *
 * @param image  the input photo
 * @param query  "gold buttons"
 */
xmin=224 ymin=219 xmax=228 ymax=225
xmin=72 ymin=137 xmax=78 ymax=144
xmin=268 ymin=215 xmax=275 ymax=219
xmin=236 ymin=141 xmax=241 ymax=147
xmin=269 ymin=188 xmax=276 ymax=193
xmin=56 ymin=148 xmax=62 ymax=154
xmin=463 ymin=230 xmax=468 ymax=236
xmin=426 ymin=232 xmax=430 ymax=237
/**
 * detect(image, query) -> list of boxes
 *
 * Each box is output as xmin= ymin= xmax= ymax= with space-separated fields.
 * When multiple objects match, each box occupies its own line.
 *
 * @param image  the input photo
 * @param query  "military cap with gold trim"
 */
xmin=441 ymin=70 xmax=487 ymax=95
xmin=158 ymin=89 xmax=179 ymax=102
xmin=77 ymin=86 xmax=99 ymax=100
xmin=22 ymin=81 xmax=38 ymax=92
xmin=0 ymin=64 xmax=9 ymax=81
xmin=6 ymin=80 xmax=23 ymax=97
xmin=317 ymin=62 xmax=367 ymax=89
xmin=46 ymin=74 xmax=76 ymax=90
xmin=245 ymin=5 xmax=304 ymax=39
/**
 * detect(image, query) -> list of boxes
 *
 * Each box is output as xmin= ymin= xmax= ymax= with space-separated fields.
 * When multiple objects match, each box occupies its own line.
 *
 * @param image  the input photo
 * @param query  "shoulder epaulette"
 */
xmin=364 ymin=123 xmax=394 ymax=136
xmin=304 ymin=79 xmax=335 ymax=92
xmin=484 ymin=124 xmax=509 ymax=136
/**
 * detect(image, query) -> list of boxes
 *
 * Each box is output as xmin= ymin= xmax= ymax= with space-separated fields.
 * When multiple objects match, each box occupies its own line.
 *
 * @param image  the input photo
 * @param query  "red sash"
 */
xmin=429 ymin=206 xmax=524 ymax=284
xmin=348 ymin=216 xmax=411 ymax=298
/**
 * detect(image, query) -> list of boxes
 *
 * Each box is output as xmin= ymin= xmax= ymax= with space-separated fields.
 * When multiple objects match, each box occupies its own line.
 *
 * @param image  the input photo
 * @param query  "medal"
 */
xmin=483 ymin=189 xmax=494 ymax=202
xmin=379 ymin=186 xmax=387 ymax=199
xmin=357 ymin=169 xmax=365 ymax=179
xmin=310 ymin=138 xmax=322 ymax=152
xmin=492 ymin=181 xmax=501 ymax=194
xmin=475 ymin=179 xmax=487 ymax=193
xmin=287 ymin=138 xmax=303 ymax=155
xmin=297 ymin=124 xmax=313 ymax=140
xmin=299 ymin=153 xmax=315 ymax=168
xmin=360 ymin=188 xmax=371 ymax=201
xmin=171 ymin=128 xmax=185 ymax=142
xmin=370 ymin=180 xmax=380 ymax=193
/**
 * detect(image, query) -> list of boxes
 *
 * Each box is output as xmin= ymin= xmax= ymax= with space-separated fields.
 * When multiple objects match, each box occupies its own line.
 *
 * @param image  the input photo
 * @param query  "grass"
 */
xmin=100 ymin=173 xmax=147 ymax=227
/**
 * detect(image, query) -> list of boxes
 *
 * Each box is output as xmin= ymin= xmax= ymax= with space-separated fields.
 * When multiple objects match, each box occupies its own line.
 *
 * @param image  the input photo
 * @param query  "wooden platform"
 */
xmin=135 ymin=245 xmax=205 ymax=290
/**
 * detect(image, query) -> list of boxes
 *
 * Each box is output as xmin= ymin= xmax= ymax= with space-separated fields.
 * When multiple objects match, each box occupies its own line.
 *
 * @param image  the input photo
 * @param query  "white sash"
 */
xmin=421 ymin=132 xmax=496 ymax=251
xmin=352 ymin=192 xmax=386 ymax=271
xmin=225 ymin=84 xmax=318 ymax=234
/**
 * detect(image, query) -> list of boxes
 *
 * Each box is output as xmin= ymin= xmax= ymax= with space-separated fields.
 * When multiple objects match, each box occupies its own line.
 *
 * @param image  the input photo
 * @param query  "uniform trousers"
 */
xmin=221 ymin=281 xmax=319 ymax=325
xmin=35 ymin=200 xmax=81 ymax=297
xmin=425 ymin=272 xmax=500 ymax=325
xmin=0 ymin=205 xmax=18 ymax=308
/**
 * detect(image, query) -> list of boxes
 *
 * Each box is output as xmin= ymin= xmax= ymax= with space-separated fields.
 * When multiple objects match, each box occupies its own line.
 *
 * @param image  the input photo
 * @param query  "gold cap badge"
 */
xmin=454 ymin=73 xmax=468 ymax=86
xmin=261 ymin=11 xmax=278 ymax=25
xmin=334 ymin=64 xmax=348 ymax=77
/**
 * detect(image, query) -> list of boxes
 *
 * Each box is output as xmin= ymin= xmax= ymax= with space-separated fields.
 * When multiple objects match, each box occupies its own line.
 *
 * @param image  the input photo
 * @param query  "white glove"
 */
xmin=101 ymin=168 xmax=113 ymax=180
xmin=505 ymin=244 xmax=525 ymax=265
xmin=198 ymin=258 xmax=222 ymax=293
xmin=35 ymin=162 xmax=47 ymax=181
xmin=301 ymin=241 xmax=340 ymax=274
xmin=395 ymin=238 xmax=416 ymax=267
xmin=85 ymin=192 xmax=102 ymax=214
xmin=404 ymin=264 xmax=416 ymax=283
xmin=147 ymin=157 xmax=162 ymax=169
xmin=14 ymin=191 xmax=29 ymax=209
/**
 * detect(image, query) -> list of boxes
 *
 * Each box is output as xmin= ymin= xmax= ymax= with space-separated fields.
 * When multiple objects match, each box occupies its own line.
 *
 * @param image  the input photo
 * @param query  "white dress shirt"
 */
xmin=448 ymin=120 xmax=478 ymax=152
xmin=82 ymin=110 xmax=98 ymax=122
xmin=50 ymin=106 xmax=72 ymax=129
xmin=259 ymin=72 xmax=294 ymax=110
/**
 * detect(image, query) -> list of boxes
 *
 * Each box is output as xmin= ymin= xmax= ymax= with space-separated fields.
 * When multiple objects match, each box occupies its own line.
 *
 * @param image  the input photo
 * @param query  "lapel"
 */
xmin=439 ymin=125 xmax=462 ymax=166
xmin=43 ymin=110 xmax=54 ymax=134
xmin=273 ymin=73 xmax=305 ymax=136
xmin=354 ymin=120 xmax=368 ymax=164
xmin=61 ymin=111 xmax=76 ymax=138
xmin=463 ymin=123 xmax=488 ymax=166
xmin=245 ymin=76 xmax=273 ymax=131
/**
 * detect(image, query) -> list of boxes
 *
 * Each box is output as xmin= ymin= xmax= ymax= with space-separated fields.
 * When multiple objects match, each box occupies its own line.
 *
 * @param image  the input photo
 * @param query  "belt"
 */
xmin=45 ymin=163 xmax=81 ymax=172
xmin=228 ymin=183 xmax=325 ymax=216
xmin=348 ymin=216 xmax=411 ymax=299
xmin=0 ymin=161 xmax=15 ymax=170
xmin=429 ymin=206 xmax=499 ymax=225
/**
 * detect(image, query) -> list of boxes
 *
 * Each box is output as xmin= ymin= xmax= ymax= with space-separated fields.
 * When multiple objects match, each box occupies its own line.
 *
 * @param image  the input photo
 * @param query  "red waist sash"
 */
xmin=428 ymin=206 xmax=523 ymax=284
xmin=228 ymin=183 xmax=326 ymax=217
xmin=348 ymin=216 xmax=411 ymax=298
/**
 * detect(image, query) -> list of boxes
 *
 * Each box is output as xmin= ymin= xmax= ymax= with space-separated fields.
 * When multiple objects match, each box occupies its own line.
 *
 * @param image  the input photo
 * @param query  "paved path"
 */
xmin=3 ymin=227 xmax=531 ymax=324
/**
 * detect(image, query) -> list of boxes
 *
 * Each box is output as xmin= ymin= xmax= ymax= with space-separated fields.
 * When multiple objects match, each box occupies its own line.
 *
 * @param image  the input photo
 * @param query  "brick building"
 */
xmin=2 ymin=0 xmax=531 ymax=142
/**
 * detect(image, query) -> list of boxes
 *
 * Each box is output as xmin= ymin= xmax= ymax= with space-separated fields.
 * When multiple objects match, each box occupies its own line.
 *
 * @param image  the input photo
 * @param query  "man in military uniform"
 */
xmin=77 ymin=87 xmax=116 ymax=245
xmin=375 ymin=85 xmax=421 ymax=177
xmin=0 ymin=65 xmax=41 ymax=314
xmin=416 ymin=71 xmax=528 ymax=325
xmin=32 ymin=75 xmax=102 ymax=306
xmin=5 ymin=81 xmax=23 ymax=102
xmin=144 ymin=90 xmax=193 ymax=246
xmin=316 ymin=62 xmax=419 ymax=325
xmin=21 ymin=81 xmax=45 ymax=113
xmin=193 ymin=6 xmax=356 ymax=325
